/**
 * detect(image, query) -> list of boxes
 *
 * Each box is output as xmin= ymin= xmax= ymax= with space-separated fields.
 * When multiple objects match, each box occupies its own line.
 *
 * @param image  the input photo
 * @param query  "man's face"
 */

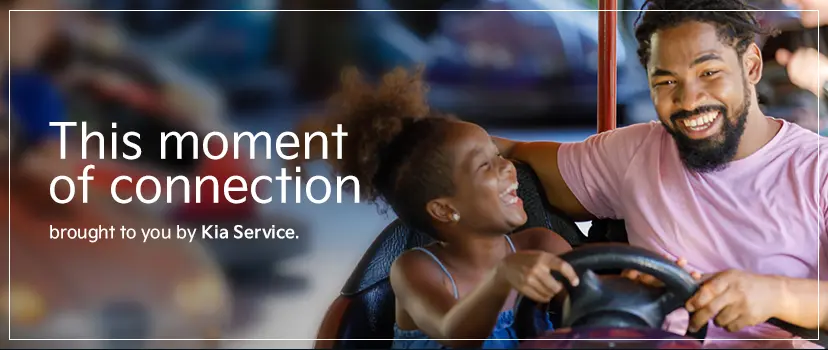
xmin=647 ymin=21 xmax=757 ymax=172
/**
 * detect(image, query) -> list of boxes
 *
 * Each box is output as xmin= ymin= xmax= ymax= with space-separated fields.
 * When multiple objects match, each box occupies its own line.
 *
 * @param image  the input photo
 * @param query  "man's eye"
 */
xmin=702 ymin=70 xmax=720 ymax=77
xmin=654 ymin=80 xmax=676 ymax=87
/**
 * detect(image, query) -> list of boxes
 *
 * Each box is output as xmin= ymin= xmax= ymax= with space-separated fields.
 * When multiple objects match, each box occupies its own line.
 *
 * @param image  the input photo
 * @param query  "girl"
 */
xmin=318 ymin=66 xmax=580 ymax=349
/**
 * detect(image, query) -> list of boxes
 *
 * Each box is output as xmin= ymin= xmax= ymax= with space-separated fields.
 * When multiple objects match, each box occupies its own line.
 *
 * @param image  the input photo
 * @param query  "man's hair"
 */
xmin=634 ymin=0 xmax=778 ymax=68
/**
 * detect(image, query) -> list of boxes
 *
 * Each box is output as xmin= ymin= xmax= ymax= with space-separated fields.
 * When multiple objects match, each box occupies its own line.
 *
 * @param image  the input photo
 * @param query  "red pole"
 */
xmin=598 ymin=0 xmax=618 ymax=132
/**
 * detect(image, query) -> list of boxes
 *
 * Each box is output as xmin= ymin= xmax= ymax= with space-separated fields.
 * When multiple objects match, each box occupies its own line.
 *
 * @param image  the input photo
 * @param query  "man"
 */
xmin=491 ymin=0 xmax=827 ymax=347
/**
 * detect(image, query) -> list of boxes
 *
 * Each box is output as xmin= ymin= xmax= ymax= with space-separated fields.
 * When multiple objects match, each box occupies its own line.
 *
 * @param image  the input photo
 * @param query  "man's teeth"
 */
xmin=682 ymin=112 xmax=718 ymax=130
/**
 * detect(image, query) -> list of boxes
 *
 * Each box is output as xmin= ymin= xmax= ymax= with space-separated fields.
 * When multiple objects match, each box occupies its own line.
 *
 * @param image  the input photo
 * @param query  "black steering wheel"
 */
xmin=515 ymin=243 xmax=828 ymax=346
xmin=514 ymin=243 xmax=707 ymax=341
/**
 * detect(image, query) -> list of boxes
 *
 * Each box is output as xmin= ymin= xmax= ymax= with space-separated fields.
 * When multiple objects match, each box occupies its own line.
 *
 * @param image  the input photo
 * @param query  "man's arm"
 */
xmin=776 ymin=277 xmax=828 ymax=330
xmin=493 ymin=136 xmax=594 ymax=221
xmin=686 ymin=271 xmax=828 ymax=332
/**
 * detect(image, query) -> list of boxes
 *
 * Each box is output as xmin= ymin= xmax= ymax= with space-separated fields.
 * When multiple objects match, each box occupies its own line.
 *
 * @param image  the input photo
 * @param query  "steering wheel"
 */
xmin=514 ymin=243 xmax=708 ymax=341
xmin=515 ymin=243 xmax=828 ymax=347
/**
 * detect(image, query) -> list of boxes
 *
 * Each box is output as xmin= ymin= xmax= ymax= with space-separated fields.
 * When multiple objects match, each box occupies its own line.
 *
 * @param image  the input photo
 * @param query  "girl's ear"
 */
xmin=426 ymin=198 xmax=458 ymax=224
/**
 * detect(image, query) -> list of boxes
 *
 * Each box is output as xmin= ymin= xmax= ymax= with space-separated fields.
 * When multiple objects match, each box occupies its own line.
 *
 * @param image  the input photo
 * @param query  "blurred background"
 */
xmin=3 ymin=0 xmax=824 ymax=348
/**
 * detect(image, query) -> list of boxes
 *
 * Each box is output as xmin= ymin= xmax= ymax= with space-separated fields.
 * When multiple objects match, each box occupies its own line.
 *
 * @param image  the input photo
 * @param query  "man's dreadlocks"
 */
xmin=634 ymin=0 xmax=779 ymax=68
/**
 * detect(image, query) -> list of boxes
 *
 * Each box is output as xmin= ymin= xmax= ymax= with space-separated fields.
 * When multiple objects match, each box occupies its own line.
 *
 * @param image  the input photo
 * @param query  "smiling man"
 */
xmin=490 ymin=0 xmax=828 ymax=347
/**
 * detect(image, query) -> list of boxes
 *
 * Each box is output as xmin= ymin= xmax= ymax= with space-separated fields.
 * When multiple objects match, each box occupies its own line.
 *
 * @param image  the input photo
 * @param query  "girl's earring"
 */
xmin=451 ymin=213 xmax=460 ymax=222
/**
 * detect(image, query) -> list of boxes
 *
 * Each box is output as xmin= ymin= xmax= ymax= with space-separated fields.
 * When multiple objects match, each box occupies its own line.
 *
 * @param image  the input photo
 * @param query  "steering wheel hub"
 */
xmin=564 ymin=270 xmax=676 ymax=330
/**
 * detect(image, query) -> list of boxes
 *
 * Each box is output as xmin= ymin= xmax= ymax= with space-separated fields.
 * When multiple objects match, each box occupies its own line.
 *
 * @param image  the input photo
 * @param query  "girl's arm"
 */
xmin=389 ymin=251 xmax=512 ymax=348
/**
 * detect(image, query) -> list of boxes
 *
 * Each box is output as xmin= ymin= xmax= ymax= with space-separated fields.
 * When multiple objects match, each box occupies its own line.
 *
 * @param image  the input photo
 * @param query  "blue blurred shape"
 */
xmin=90 ymin=0 xmax=278 ymax=80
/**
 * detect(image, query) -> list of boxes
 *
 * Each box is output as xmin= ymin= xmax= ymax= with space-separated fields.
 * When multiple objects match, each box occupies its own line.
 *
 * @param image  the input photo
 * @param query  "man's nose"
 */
xmin=674 ymin=82 xmax=706 ymax=112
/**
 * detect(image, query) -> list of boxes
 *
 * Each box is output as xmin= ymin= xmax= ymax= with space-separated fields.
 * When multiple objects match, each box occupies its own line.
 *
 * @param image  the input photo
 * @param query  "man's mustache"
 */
xmin=670 ymin=105 xmax=726 ymax=123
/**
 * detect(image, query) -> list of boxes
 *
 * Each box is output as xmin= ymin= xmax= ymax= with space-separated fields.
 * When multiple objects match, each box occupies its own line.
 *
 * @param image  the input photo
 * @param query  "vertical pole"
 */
xmin=598 ymin=0 xmax=618 ymax=132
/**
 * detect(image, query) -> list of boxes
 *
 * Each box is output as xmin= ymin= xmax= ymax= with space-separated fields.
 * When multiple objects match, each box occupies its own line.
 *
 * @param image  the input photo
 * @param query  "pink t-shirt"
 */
xmin=557 ymin=119 xmax=827 ymax=348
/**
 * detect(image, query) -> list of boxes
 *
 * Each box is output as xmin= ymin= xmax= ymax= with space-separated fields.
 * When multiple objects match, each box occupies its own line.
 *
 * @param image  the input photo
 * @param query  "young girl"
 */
xmin=315 ymin=66 xmax=581 ymax=349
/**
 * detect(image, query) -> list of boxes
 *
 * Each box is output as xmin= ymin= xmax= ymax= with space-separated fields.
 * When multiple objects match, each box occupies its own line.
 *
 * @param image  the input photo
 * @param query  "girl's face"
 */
xmin=427 ymin=121 xmax=528 ymax=237
xmin=783 ymin=0 xmax=828 ymax=28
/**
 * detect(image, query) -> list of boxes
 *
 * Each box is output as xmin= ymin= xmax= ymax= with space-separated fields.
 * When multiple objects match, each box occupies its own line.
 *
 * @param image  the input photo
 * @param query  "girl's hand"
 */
xmin=621 ymin=256 xmax=703 ymax=288
xmin=495 ymin=250 xmax=580 ymax=303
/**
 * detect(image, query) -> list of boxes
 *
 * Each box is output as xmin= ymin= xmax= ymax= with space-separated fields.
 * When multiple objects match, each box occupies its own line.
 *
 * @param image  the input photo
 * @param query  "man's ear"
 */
xmin=426 ymin=198 xmax=457 ymax=224
xmin=743 ymin=43 xmax=764 ymax=85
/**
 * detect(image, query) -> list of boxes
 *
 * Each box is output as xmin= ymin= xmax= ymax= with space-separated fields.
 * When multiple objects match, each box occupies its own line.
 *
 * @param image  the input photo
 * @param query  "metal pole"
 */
xmin=598 ymin=0 xmax=618 ymax=132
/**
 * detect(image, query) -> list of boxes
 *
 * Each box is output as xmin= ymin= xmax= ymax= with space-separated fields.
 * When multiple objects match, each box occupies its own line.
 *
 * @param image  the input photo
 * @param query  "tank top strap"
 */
xmin=504 ymin=235 xmax=516 ymax=253
xmin=410 ymin=247 xmax=460 ymax=299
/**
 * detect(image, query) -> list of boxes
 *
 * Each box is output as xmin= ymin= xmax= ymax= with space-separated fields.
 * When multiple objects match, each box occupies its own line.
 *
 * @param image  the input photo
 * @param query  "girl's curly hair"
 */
xmin=321 ymin=66 xmax=459 ymax=235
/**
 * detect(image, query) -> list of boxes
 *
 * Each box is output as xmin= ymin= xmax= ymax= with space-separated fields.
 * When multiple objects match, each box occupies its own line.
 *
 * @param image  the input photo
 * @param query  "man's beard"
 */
xmin=662 ymin=82 xmax=750 ymax=173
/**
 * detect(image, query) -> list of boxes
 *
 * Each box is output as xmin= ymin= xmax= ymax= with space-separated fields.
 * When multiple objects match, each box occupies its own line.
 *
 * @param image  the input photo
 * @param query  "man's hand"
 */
xmin=685 ymin=269 xmax=785 ymax=333
xmin=622 ymin=256 xmax=702 ymax=288
xmin=775 ymin=47 xmax=828 ymax=96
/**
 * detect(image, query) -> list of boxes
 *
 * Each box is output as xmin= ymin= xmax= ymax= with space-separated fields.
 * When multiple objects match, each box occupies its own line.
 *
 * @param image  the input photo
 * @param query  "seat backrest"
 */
xmin=316 ymin=161 xmax=588 ymax=349
xmin=586 ymin=219 xmax=629 ymax=244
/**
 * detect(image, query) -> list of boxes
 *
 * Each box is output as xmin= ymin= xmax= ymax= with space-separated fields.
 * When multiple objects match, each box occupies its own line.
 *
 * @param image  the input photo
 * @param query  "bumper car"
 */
xmin=313 ymin=161 xmax=827 ymax=349
xmin=2 ymin=113 xmax=230 ymax=348
xmin=311 ymin=160 xmax=697 ymax=349
xmin=38 ymin=33 xmax=310 ymax=276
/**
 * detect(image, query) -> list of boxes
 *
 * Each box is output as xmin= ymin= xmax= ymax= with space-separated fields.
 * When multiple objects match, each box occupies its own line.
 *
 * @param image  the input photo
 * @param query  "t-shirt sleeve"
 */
xmin=556 ymin=122 xmax=659 ymax=220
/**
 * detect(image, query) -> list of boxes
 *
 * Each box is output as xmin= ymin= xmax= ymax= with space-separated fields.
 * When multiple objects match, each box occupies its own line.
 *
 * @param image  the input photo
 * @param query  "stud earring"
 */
xmin=451 ymin=213 xmax=460 ymax=222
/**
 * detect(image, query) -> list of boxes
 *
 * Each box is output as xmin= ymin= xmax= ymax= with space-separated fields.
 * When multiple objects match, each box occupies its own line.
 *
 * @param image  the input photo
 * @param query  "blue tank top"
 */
xmin=391 ymin=235 xmax=555 ymax=349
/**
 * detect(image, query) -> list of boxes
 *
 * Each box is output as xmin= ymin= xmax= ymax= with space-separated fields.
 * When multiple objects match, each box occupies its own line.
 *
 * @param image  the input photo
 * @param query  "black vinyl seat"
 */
xmin=314 ymin=161 xmax=592 ymax=349
xmin=586 ymin=219 xmax=630 ymax=244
